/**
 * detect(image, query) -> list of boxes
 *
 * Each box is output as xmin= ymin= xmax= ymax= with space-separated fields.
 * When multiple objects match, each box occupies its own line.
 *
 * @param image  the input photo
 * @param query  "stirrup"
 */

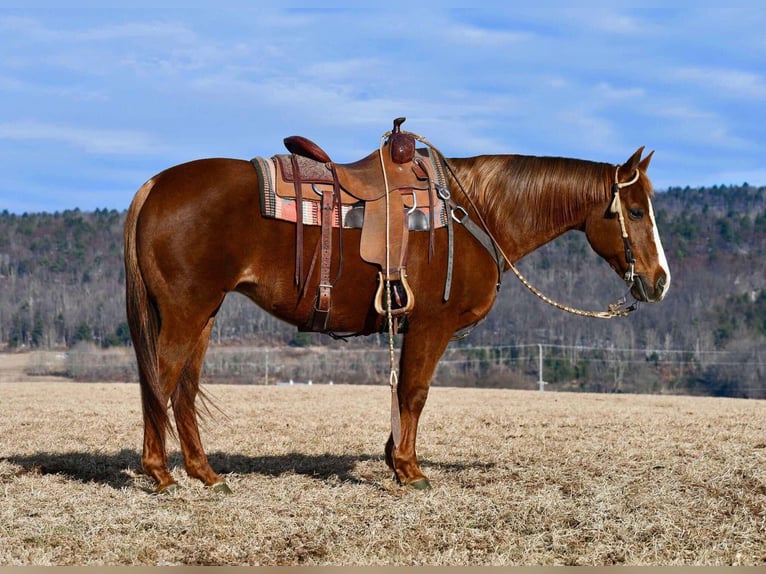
xmin=374 ymin=272 xmax=414 ymax=316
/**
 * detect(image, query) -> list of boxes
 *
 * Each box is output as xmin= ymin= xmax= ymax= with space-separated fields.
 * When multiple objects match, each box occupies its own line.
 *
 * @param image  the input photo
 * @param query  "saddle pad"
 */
xmin=252 ymin=155 xmax=450 ymax=229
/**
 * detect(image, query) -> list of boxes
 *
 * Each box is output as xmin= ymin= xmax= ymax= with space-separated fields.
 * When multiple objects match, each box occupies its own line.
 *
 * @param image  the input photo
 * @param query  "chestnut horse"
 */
xmin=124 ymin=143 xmax=670 ymax=493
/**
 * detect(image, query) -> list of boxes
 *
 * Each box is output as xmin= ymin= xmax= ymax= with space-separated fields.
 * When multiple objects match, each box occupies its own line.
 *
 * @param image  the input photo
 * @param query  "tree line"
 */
xmin=1 ymin=183 xmax=765 ymax=397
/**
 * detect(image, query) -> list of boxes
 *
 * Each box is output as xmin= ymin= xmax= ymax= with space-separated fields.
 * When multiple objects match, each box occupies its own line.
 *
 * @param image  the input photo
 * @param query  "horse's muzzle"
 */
xmin=632 ymin=272 xmax=669 ymax=303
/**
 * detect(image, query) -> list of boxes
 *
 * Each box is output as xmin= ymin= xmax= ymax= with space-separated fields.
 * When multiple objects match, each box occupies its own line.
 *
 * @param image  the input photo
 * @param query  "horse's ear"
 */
xmin=623 ymin=146 xmax=645 ymax=173
xmin=639 ymin=149 xmax=654 ymax=172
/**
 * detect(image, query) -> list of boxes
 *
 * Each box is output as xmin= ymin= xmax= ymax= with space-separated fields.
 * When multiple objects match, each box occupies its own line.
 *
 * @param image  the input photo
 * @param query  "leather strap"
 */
xmin=451 ymin=203 xmax=504 ymax=290
xmin=310 ymin=183 xmax=335 ymax=331
xmin=290 ymin=154 xmax=304 ymax=287
xmin=444 ymin=204 xmax=455 ymax=301
xmin=414 ymin=157 xmax=436 ymax=261
xmin=300 ymin=238 xmax=321 ymax=303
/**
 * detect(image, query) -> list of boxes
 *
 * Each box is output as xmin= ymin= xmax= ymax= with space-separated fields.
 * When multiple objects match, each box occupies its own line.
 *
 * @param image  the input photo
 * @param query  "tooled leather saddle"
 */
xmin=252 ymin=118 xmax=450 ymax=333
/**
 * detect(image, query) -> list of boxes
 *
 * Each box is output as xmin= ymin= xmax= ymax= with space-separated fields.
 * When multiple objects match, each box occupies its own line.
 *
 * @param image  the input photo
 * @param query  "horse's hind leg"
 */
xmin=142 ymin=312 xmax=218 ymax=493
xmin=171 ymin=317 xmax=231 ymax=492
xmin=141 ymin=336 xmax=187 ymax=493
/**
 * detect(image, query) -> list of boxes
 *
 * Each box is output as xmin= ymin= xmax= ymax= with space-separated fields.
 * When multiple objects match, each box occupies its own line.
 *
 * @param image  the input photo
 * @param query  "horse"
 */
xmin=124 ymin=136 xmax=670 ymax=493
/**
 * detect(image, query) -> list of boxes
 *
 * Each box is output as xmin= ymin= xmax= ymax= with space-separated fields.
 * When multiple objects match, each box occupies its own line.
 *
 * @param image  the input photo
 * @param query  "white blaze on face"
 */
xmin=647 ymin=197 xmax=671 ymax=300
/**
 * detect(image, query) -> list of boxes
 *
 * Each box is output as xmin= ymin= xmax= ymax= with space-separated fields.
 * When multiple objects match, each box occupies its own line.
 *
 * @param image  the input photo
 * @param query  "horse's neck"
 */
xmin=449 ymin=155 xmax=610 ymax=263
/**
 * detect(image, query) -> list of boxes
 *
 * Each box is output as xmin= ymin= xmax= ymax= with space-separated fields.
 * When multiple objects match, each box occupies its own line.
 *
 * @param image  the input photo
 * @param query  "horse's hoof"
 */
xmin=408 ymin=478 xmax=432 ymax=491
xmin=210 ymin=482 xmax=233 ymax=495
xmin=156 ymin=483 xmax=181 ymax=495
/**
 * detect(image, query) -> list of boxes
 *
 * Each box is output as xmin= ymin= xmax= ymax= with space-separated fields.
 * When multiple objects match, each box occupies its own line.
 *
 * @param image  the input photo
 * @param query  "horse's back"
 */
xmin=143 ymin=158 xmax=257 ymax=214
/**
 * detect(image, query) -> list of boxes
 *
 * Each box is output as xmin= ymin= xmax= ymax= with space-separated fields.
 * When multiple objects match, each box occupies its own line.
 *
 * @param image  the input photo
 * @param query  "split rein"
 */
xmin=501 ymin=165 xmax=643 ymax=320
xmin=384 ymin=131 xmax=643 ymax=320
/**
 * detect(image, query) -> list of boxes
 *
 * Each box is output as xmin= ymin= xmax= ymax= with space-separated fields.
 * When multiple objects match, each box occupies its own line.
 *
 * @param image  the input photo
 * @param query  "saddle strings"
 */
xmin=377 ymin=132 xmax=402 ymax=451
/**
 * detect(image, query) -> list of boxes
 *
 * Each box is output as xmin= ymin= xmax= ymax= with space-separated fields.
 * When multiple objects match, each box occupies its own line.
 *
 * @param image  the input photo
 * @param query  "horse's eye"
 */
xmin=628 ymin=207 xmax=644 ymax=220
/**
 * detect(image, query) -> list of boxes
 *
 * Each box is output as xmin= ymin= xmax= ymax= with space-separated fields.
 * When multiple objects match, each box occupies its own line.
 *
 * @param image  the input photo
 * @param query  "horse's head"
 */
xmin=584 ymin=147 xmax=670 ymax=303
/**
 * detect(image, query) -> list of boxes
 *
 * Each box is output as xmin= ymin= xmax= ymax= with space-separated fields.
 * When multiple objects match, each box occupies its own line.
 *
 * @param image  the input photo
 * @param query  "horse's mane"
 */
xmin=454 ymin=155 xmax=615 ymax=232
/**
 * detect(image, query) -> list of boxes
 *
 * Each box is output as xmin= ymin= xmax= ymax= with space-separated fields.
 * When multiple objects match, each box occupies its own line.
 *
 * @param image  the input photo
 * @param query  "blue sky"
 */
xmin=1 ymin=2 xmax=764 ymax=213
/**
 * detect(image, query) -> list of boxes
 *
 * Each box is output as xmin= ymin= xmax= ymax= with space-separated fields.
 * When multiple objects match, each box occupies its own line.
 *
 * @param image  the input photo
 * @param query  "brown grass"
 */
xmin=0 ymin=373 xmax=764 ymax=565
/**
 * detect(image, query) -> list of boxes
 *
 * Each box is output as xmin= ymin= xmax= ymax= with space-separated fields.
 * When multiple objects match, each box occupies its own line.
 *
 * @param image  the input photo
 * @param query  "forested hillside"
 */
xmin=1 ymin=183 xmax=765 ymax=397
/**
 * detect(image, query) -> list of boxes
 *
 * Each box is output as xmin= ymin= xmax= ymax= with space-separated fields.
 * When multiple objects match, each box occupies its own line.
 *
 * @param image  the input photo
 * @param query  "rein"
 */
xmin=498 ymin=165 xmax=643 ymax=319
xmin=377 ymin=132 xmax=401 ymax=451
xmin=415 ymin=134 xmax=641 ymax=320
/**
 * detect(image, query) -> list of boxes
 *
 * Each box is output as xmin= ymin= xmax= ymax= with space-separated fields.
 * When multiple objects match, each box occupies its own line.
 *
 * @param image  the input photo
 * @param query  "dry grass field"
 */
xmin=0 ymin=353 xmax=764 ymax=566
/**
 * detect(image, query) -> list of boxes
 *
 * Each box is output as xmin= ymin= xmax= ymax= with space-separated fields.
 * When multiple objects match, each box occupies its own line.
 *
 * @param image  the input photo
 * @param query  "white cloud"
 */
xmin=713 ymin=167 xmax=766 ymax=187
xmin=445 ymin=23 xmax=533 ymax=47
xmin=76 ymin=21 xmax=197 ymax=44
xmin=0 ymin=15 xmax=54 ymax=41
xmin=585 ymin=11 xmax=654 ymax=37
xmin=0 ymin=15 xmax=195 ymax=45
xmin=0 ymin=74 xmax=25 ymax=90
xmin=305 ymin=59 xmax=384 ymax=82
xmin=649 ymin=102 xmax=755 ymax=150
xmin=674 ymin=66 xmax=766 ymax=100
xmin=594 ymin=82 xmax=646 ymax=101
xmin=0 ymin=121 xmax=161 ymax=155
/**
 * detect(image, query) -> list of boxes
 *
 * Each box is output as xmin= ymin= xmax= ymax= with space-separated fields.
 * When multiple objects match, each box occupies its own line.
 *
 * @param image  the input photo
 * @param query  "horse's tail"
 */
xmin=124 ymin=179 xmax=169 ymax=440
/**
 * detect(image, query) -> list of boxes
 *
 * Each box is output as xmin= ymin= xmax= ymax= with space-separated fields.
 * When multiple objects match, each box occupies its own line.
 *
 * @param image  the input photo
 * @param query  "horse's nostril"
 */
xmin=656 ymin=273 xmax=669 ymax=297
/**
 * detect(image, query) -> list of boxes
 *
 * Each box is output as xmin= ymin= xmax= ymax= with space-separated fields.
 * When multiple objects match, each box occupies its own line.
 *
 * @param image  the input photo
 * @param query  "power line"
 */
xmin=446 ymin=343 xmax=746 ymax=356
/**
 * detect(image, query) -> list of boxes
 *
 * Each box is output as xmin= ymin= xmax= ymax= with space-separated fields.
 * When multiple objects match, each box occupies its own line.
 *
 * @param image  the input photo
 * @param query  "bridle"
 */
xmin=609 ymin=165 xmax=640 ymax=286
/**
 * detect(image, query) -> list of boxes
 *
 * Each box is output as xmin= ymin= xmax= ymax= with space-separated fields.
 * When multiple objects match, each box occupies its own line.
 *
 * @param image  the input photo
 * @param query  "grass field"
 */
xmin=0 ymin=354 xmax=764 ymax=565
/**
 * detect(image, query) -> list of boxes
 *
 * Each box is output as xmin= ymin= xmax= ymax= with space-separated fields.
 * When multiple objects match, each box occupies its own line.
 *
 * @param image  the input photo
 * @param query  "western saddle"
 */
xmin=268 ymin=118 xmax=450 ymax=333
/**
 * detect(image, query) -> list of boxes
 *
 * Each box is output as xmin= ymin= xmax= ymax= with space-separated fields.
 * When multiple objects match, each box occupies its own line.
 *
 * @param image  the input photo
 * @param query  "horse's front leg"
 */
xmin=385 ymin=323 xmax=453 ymax=489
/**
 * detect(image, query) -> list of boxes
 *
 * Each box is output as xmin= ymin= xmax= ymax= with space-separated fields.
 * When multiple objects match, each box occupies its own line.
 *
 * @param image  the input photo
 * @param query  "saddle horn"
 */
xmin=389 ymin=117 xmax=415 ymax=164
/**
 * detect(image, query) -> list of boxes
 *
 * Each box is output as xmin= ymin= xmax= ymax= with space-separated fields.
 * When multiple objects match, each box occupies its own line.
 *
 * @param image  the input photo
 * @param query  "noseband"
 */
xmin=609 ymin=165 xmax=641 ymax=291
